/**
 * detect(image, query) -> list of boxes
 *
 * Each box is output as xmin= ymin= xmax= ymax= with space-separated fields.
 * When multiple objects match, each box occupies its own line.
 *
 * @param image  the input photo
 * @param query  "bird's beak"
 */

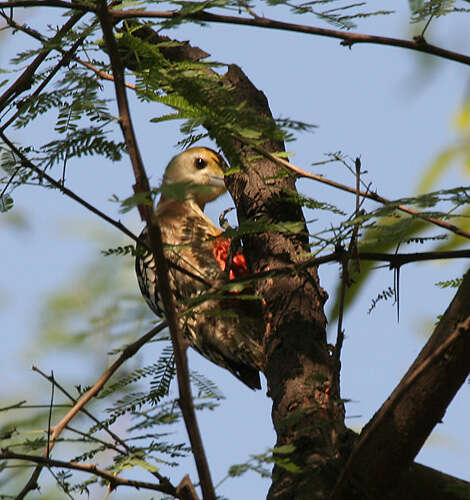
xmin=208 ymin=175 xmax=226 ymax=188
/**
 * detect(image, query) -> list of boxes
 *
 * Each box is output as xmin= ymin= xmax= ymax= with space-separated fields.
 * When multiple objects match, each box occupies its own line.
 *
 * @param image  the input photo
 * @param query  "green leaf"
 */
xmin=117 ymin=457 xmax=160 ymax=473
xmin=101 ymin=244 xmax=138 ymax=257
xmin=435 ymin=277 xmax=463 ymax=288
xmin=119 ymin=191 xmax=153 ymax=213
xmin=150 ymin=112 xmax=182 ymax=123
xmin=238 ymin=128 xmax=262 ymax=139
xmin=273 ymin=456 xmax=302 ymax=473
xmin=273 ymin=444 xmax=296 ymax=455
xmin=0 ymin=193 xmax=14 ymax=212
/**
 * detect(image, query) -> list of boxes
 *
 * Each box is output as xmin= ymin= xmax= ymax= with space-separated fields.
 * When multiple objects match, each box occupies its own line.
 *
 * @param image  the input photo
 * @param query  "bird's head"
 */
xmin=162 ymin=147 xmax=227 ymax=208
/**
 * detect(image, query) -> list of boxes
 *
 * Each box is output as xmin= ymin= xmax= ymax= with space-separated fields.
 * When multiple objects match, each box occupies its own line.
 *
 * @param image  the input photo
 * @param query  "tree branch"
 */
xmin=331 ymin=267 xmax=470 ymax=499
xmin=224 ymin=249 xmax=470 ymax=293
xmin=356 ymin=249 xmax=470 ymax=267
xmin=0 ymin=14 xmax=98 ymax=133
xmin=97 ymin=4 xmax=215 ymax=499
xmin=0 ymin=11 xmax=84 ymax=113
xmin=111 ymin=10 xmax=470 ymax=67
xmin=13 ymin=322 xmax=168 ymax=500
xmin=35 ymin=323 xmax=166 ymax=418
xmin=0 ymin=0 xmax=92 ymax=10
xmin=395 ymin=463 xmax=470 ymax=500
xmin=247 ymin=143 xmax=470 ymax=240
xmin=0 ymin=450 xmax=177 ymax=495
xmin=0 ymin=132 xmax=143 ymax=246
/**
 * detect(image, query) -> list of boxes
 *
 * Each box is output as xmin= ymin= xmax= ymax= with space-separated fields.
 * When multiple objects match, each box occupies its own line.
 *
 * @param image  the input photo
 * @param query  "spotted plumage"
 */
xmin=135 ymin=147 xmax=264 ymax=389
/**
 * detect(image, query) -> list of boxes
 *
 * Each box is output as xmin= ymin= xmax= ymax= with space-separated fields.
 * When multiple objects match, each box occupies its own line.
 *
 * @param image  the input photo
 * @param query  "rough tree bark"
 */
xmin=216 ymin=65 xmax=347 ymax=500
xmin=121 ymin=23 xmax=470 ymax=500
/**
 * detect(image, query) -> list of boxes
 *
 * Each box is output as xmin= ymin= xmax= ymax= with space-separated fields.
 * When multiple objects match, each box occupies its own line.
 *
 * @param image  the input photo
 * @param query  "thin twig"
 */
xmin=64 ymin=425 xmax=124 ymax=457
xmin=421 ymin=12 xmax=435 ymax=38
xmin=331 ymin=161 xmax=363 ymax=394
xmin=356 ymin=249 xmax=470 ymax=267
xmin=32 ymin=368 xmax=129 ymax=456
xmin=0 ymin=132 xmax=143 ymax=245
xmin=0 ymin=450 xmax=177 ymax=495
xmin=247 ymin=142 xmax=470 ymax=240
xmin=111 ymin=9 xmax=470 ymax=67
xmin=0 ymin=14 xmax=99 ymax=133
xmin=15 ymin=322 xmax=168 ymax=500
xmin=46 ymin=371 xmax=54 ymax=459
xmin=0 ymin=166 xmax=20 ymax=198
xmin=45 ymin=465 xmax=74 ymax=500
xmin=0 ymin=12 xmax=84 ymax=113
xmin=0 ymin=0 xmax=93 ymax=10
xmin=348 ymin=157 xmax=361 ymax=272
xmin=331 ymin=246 xmax=347 ymax=397
xmin=97 ymin=4 xmax=215 ymax=498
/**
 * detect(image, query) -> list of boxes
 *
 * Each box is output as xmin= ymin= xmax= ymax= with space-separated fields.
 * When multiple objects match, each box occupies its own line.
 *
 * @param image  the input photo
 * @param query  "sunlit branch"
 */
xmin=111 ymin=9 xmax=470 ymax=67
xmin=248 ymin=143 xmax=470 ymax=240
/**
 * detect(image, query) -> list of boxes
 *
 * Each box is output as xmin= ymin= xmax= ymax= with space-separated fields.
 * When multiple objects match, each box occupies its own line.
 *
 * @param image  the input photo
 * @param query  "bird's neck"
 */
xmin=157 ymin=196 xmax=206 ymax=217
xmin=155 ymin=197 xmax=222 ymax=242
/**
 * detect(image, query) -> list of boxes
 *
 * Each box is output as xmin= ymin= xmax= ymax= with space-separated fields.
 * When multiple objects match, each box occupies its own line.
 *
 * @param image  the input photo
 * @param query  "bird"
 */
xmin=135 ymin=147 xmax=264 ymax=389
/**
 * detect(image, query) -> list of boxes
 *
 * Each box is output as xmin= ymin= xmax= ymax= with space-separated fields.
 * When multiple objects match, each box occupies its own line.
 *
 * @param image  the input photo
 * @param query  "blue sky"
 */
xmin=1 ymin=2 xmax=469 ymax=498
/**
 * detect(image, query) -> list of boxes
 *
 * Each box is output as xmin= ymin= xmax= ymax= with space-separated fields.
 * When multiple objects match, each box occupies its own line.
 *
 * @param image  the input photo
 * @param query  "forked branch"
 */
xmin=331 ymin=268 xmax=470 ymax=499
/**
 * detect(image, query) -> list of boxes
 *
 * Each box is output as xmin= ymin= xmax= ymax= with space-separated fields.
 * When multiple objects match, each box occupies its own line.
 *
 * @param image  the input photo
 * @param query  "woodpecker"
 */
xmin=135 ymin=147 xmax=264 ymax=389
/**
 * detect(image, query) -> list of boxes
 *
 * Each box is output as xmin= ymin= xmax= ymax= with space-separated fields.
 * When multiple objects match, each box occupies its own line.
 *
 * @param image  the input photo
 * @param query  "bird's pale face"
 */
xmin=163 ymin=147 xmax=227 ymax=206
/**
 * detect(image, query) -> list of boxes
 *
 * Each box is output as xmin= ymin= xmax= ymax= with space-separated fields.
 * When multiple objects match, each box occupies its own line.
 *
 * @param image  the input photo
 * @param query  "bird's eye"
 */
xmin=194 ymin=157 xmax=207 ymax=170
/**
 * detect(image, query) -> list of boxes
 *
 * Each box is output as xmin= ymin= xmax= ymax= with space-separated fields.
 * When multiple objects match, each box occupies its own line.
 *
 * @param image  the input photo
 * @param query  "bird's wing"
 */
xmin=135 ymin=209 xmax=265 ymax=389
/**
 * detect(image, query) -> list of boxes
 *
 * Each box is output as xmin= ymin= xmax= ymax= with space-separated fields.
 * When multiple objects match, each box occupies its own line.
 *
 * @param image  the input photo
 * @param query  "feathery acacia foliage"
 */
xmin=0 ymin=1 xmax=469 ymax=499
xmin=409 ymin=0 xmax=470 ymax=23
